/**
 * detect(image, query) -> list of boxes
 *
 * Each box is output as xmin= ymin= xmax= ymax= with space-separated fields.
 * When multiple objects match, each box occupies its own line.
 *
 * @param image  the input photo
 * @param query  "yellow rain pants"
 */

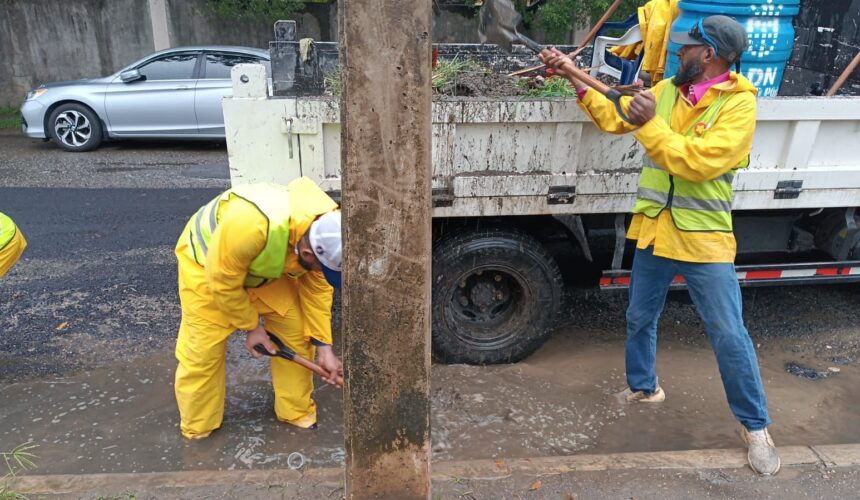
xmin=174 ymin=230 xmax=318 ymax=439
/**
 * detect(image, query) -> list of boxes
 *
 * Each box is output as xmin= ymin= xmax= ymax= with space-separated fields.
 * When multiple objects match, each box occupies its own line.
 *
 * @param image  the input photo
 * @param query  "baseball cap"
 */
xmin=670 ymin=15 xmax=749 ymax=65
xmin=308 ymin=211 xmax=342 ymax=288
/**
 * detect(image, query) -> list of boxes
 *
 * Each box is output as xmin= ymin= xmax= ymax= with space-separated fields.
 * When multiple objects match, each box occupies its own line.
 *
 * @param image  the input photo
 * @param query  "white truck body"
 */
xmin=224 ymin=66 xmax=860 ymax=216
xmin=222 ymin=63 xmax=860 ymax=365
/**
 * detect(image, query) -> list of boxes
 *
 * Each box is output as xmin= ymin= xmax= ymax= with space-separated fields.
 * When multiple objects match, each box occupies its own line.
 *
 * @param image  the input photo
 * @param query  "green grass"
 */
xmin=432 ymin=57 xmax=484 ymax=91
xmin=0 ymin=443 xmax=38 ymax=500
xmin=0 ymin=105 xmax=20 ymax=130
xmin=519 ymin=75 xmax=577 ymax=98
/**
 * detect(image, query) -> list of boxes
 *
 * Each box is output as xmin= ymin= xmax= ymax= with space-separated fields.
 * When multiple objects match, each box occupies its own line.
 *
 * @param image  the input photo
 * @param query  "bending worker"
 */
xmin=174 ymin=177 xmax=343 ymax=439
xmin=0 ymin=211 xmax=27 ymax=278
xmin=540 ymin=16 xmax=780 ymax=475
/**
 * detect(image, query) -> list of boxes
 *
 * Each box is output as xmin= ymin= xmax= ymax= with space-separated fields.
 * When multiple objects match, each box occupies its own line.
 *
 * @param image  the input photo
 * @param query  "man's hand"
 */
xmin=315 ymin=345 xmax=343 ymax=386
xmin=245 ymin=324 xmax=276 ymax=358
xmin=538 ymin=48 xmax=587 ymax=91
xmin=627 ymin=90 xmax=656 ymax=126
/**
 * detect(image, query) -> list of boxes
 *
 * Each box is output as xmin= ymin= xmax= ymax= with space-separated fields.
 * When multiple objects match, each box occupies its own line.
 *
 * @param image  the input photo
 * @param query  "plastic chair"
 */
xmin=590 ymin=13 xmax=645 ymax=86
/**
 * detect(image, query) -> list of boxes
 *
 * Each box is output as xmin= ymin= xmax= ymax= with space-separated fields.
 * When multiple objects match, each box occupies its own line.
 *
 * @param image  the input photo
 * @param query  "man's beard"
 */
xmin=672 ymin=58 xmax=704 ymax=86
xmin=298 ymin=252 xmax=314 ymax=271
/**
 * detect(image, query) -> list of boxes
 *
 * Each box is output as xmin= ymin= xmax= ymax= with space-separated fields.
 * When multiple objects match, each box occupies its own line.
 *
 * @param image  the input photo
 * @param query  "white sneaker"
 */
xmin=740 ymin=426 xmax=781 ymax=475
xmin=616 ymin=385 xmax=666 ymax=403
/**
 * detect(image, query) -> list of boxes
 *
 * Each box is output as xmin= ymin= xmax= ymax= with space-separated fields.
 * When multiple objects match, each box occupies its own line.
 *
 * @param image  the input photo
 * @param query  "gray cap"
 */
xmin=670 ymin=15 xmax=749 ymax=64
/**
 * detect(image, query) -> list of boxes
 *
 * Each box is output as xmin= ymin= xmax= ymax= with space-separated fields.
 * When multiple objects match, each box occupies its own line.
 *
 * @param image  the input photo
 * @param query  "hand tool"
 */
xmin=254 ymin=331 xmax=344 ymax=388
xmin=509 ymin=0 xmax=625 ymax=77
xmin=478 ymin=0 xmax=634 ymax=124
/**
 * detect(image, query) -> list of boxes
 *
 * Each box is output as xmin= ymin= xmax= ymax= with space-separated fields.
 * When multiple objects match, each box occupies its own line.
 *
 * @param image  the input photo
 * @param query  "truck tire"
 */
xmin=432 ymin=228 xmax=563 ymax=364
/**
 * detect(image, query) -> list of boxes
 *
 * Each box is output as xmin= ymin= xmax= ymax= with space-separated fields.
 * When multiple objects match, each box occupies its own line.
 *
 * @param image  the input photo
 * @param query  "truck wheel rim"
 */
xmin=445 ymin=265 xmax=531 ymax=349
xmin=54 ymin=110 xmax=92 ymax=147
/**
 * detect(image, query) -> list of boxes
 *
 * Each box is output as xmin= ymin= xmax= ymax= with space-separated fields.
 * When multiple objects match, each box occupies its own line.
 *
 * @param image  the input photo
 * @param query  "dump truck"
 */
xmin=222 ymin=21 xmax=860 ymax=365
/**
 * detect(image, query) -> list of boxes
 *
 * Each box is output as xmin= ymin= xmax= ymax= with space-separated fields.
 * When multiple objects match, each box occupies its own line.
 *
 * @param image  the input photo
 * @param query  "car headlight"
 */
xmin=26 ymin=88 xmax=48 ymax=101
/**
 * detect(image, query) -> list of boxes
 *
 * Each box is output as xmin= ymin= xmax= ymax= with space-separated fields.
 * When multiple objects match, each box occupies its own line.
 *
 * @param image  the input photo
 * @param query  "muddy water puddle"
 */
xmin=1 ymin=330 xmax=858 ymax=474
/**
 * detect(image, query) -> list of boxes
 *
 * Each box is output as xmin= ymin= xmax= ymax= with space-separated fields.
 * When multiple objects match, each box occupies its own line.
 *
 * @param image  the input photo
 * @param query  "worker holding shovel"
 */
xmin=540 ymin=15 xmax=781 ymax=476
xmin=0 ymin=211 xmax=26 ymax=278
xmin=173 ymin=177 xmax=343 ymax=439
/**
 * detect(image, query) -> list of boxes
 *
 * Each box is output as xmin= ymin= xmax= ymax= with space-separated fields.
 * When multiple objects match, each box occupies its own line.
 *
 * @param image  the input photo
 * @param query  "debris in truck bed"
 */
xmin=321 ymin=56 xmax=633 ymax=99
xmin=434 ymin=57 xmax=527 ymax=97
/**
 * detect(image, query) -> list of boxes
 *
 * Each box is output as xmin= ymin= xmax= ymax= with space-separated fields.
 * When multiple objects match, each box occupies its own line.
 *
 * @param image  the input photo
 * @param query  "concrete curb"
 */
xmin=8 ymin=444 xmax=860 ymax=494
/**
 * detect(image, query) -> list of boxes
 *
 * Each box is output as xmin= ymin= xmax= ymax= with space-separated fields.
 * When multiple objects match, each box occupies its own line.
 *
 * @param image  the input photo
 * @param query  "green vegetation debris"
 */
xmin=519 ymin=76 xmax=577 ymax=97
xmin=432 ymin=58 xmax=485 ymax=91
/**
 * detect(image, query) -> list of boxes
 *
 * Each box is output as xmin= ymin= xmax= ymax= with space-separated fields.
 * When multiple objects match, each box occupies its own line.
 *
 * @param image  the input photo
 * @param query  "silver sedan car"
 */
xmin=20 ymin=46 xmax=270 ymax=152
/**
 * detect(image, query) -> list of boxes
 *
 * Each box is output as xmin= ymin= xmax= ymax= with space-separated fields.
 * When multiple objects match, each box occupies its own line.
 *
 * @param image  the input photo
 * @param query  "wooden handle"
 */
xmin=826 ymin=50 xmax=860 ymax=96
xmin=508 ymin=0 xmax=625 ymax=77
xmin=293 ymin=354 xmax=344 ymax=388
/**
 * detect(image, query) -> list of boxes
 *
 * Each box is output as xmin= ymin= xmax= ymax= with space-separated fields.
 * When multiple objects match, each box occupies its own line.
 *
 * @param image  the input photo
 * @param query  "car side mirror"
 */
xmin=120 ymin=69 xmax=143 ymax=83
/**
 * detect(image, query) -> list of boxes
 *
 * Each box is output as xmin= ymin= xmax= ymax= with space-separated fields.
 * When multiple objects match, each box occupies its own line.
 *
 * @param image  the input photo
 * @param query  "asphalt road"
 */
xmin=0 ymin=187 xmax=220 ymax=379
xmin=0 ymin=133 xmax=232 ymax=379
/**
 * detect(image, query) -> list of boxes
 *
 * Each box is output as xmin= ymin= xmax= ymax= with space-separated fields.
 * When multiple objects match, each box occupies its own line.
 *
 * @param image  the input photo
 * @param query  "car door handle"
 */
xmin=173 ymin=85 xmax=191 ymax=90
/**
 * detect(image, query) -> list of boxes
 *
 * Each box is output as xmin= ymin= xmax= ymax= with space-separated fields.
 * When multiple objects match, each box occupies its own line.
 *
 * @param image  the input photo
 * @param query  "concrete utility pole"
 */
xmin=339 ymin=0 xmax=433 ymax=498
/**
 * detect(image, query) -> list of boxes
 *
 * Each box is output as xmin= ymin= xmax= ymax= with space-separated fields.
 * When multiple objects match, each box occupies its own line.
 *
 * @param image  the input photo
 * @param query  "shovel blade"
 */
xmin=478 ymin=0 xmax=523 ymax=53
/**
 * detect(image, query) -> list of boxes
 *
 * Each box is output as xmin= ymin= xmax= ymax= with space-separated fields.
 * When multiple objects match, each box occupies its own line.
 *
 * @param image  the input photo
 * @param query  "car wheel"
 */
xmin=432 ymin=228 xmax=564 ymax=364
xmin=48 ymin=103 xmax=103 ymax=152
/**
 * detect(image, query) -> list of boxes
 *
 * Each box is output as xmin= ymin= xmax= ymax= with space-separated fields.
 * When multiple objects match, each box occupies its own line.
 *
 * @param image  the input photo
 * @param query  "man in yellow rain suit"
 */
xmin=174 ymin=177 xmax=343 ymax=439
xmin=0 ymin=212 xmax=27 ymax=278
xmin=541 ymin=16 xmax=780 ymax=475
xmin=610 ymin=0 xmax=680 ymax=84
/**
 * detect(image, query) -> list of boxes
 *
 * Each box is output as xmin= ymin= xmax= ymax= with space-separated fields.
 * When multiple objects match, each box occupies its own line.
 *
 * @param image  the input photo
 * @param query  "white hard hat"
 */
xmin=308 ymin=211 xmax=342 ymax=288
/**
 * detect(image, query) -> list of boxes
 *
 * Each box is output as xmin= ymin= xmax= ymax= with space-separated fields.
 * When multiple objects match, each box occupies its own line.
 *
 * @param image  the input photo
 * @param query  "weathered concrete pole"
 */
xmin=339 ymin=0 xmax=433 ymax=498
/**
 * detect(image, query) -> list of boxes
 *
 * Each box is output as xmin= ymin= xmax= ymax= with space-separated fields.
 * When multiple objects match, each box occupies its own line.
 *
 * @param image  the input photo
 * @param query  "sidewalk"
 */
xmin=7 ymin=444 xmax=860 ymax=499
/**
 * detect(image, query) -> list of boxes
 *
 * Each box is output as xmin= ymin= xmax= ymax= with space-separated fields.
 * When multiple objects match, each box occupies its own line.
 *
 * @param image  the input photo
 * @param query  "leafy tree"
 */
xmin=208 ymin=0 xmax=307 ymax=21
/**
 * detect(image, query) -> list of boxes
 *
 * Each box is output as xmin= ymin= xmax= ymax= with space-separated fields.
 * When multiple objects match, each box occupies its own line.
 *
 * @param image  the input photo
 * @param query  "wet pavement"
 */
xmin=1 ymin=323 xmax=859 ymax=475
xmin=1 ymin=133 xmax=859 ymax=486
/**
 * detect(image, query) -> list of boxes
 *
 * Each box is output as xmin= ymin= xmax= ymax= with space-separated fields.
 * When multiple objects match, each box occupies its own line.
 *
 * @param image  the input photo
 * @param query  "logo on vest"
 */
xmin=694 ymin=122 xmax=709 ymax=136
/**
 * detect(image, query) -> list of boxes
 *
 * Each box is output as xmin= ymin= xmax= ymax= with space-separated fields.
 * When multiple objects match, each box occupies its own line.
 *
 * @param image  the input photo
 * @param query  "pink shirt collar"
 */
xmin=681 ymin=72 xmax=731 ymax=105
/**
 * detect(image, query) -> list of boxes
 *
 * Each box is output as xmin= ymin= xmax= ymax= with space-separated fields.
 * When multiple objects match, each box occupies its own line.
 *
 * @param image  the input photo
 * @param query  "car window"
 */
xmin=203 ymin=53 xmax=269 ymax=79
xmin=137 ymin=53 xmax=199 ymax=81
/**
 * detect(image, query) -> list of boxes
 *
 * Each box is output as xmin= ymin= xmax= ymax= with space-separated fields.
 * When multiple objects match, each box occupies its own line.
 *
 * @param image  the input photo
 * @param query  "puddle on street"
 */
xmin=2 ymin=329 xmax=859 ymax=474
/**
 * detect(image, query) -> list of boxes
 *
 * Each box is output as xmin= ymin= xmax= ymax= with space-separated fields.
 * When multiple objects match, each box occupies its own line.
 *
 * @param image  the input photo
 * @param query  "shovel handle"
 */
xmin=559 ymin=60 xmax=635 ymax=124
xmin=517 ymin=32 xmax=635 ymax=124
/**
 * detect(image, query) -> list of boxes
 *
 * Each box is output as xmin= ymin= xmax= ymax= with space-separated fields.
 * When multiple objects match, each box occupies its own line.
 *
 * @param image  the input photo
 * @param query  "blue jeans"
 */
xmin=626 ymin=247 xmax=771 ymax=431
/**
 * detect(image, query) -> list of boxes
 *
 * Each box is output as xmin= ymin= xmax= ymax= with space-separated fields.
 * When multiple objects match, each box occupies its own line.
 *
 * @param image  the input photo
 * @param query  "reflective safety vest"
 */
xmin=188 ymin=184 xmax=291 ymax=288
xmin=0 ymin=212 xmax=17 ymax=250
xmin=633 ymin=83 xmax=749 ymax=232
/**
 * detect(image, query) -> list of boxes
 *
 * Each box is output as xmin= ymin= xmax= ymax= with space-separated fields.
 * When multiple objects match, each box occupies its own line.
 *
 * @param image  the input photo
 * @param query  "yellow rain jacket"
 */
xmin=0 ymin=212 xmax=26 ymax=278
xmin=610 ymin=0 xmax=680 ymax=83
xmin=173 ymin=177 xmax=339 ymax=438
xmin=177 ymin=177 xmax=338 ymax=345
xmin=577 ymin=72 xmax=758 ymax=263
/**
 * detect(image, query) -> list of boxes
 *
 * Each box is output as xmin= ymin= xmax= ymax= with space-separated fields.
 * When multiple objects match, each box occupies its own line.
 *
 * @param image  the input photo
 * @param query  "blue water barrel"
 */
xmin=664 ymin=0 xmax=800 ymax=97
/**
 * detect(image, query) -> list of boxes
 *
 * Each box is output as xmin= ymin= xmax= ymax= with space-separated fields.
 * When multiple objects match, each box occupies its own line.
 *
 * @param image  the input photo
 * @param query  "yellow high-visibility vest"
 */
xmin=188 ymin=184 xmax=291 ymax=288
xmin=633 ymin=83 xmax=749 ymax=231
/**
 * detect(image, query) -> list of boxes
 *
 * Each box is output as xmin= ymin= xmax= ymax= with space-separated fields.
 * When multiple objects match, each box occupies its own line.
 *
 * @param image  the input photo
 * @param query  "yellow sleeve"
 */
xmin=297 ymin=270 xmax=334 ymax=345
xmin=205 ymin=199 xmax=267 ymax=331
xmin=577 ymin=87 xmax=642 ymax=135
xmin=634 ymin=91 xmax=756 ymax=182
xmin=0 ymin=227 xmax=26 ymax=278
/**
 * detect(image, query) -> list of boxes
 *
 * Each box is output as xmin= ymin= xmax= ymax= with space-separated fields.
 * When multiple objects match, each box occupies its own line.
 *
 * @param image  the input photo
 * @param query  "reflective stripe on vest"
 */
xmin=632 ymin=83 xmax=749 ymax=232
xmin=188 ymin=184 xmax=292 ymax=288
xmin=0 ymin=213 xmax=17 ymax=250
